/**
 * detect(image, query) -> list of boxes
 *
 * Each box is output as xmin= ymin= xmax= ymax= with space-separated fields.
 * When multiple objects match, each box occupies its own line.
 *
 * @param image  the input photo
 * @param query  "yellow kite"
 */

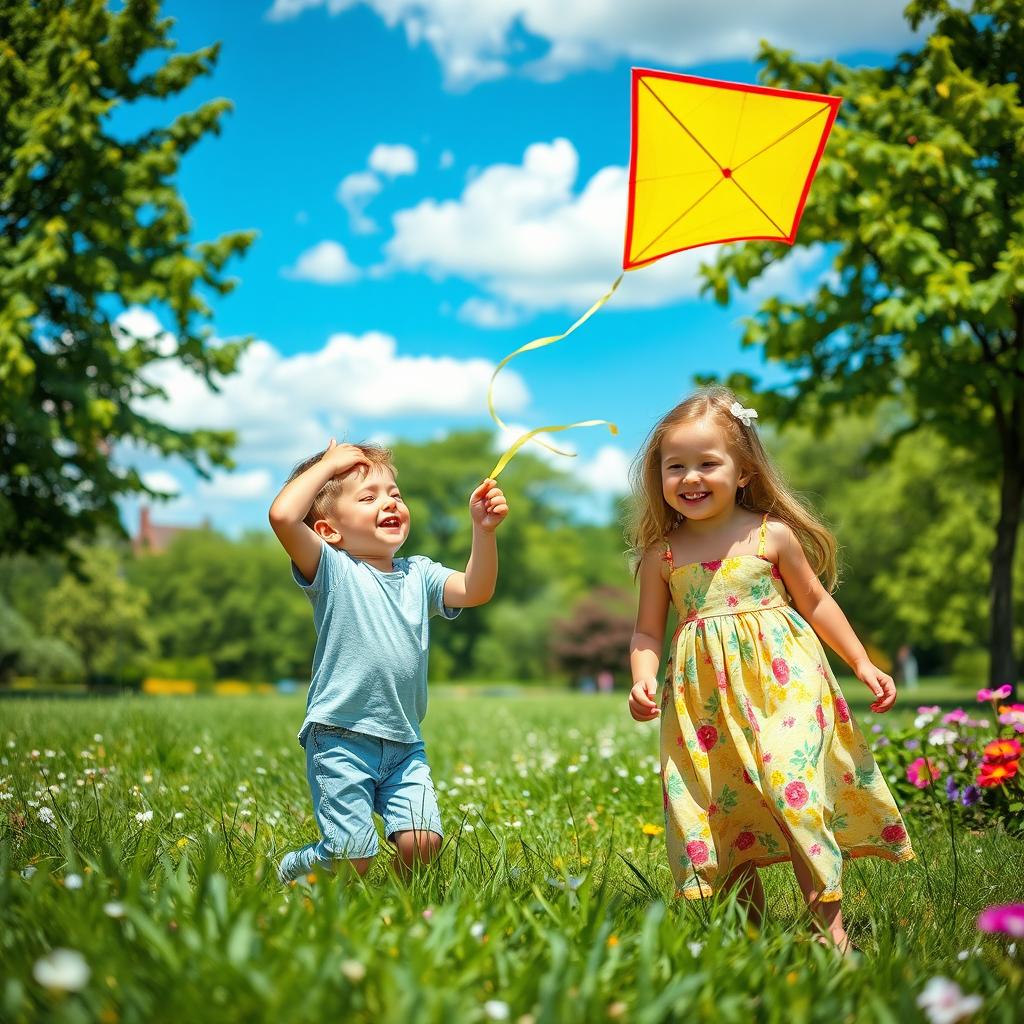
xmin=488 ymin=69 xmax=841 ymax=478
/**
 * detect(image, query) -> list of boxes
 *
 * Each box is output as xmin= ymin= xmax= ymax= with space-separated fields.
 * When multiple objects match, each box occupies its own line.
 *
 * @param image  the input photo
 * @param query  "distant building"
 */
xmin=132 ymin=506 xmax=209 ymax=555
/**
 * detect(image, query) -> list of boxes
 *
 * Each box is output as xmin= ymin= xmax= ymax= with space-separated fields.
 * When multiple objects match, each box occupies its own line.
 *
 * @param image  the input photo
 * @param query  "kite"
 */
xmin=488 ymin=68 xmax=841 ymax=479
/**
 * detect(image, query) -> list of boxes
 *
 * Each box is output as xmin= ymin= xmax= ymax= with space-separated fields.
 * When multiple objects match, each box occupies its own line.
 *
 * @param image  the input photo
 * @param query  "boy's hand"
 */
xmin=469 ymin=479 xmax=508 ymax=532
xmin=321 ymin=439 xmax=369 ymax=478
xmin=628 ymin=678 xmax=660 ymax=721
xmin=854 ymin=659 xmax=896 ymax=713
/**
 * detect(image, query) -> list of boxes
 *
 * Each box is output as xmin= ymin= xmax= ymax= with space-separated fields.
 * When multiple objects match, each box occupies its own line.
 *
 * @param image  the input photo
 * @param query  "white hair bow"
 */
xmin=729 ymin=401 xmax=758 ymax=428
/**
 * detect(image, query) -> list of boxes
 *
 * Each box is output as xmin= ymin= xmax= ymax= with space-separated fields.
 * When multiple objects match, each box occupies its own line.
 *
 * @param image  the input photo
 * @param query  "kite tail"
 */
xmin=487 ymin=273 xmax=624 ymax=479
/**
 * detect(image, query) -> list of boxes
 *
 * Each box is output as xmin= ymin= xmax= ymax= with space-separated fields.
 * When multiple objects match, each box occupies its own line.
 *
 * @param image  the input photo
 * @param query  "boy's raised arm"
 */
xmin=268 ymin=442 xmax=367 ymax=582
xmin=443 ymin=479 xmax=508 ymax=608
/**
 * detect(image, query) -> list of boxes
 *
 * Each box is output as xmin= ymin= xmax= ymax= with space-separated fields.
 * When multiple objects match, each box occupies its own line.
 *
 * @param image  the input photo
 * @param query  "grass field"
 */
xmin=2 ymin=691 xmax=1022 ymax=1023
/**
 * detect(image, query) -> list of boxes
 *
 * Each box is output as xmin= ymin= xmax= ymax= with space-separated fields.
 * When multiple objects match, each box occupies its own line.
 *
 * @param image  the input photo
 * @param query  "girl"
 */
xmin=626 ymin=387 xmax=913 ymax=952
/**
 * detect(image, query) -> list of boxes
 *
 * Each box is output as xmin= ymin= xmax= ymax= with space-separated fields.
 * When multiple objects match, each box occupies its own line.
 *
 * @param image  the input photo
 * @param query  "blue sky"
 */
xmin=115 ymin=0 xmax=919 ymax=536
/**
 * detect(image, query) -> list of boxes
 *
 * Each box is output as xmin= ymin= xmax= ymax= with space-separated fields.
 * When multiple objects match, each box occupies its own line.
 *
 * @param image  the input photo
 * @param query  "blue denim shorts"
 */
xmin=279 ymin=723 xmax=442 ymax=880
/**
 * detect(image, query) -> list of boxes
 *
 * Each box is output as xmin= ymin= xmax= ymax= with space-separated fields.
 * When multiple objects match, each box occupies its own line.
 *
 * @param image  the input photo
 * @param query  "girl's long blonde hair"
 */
xmin=626 ymin=386 xmax=838 ymax=590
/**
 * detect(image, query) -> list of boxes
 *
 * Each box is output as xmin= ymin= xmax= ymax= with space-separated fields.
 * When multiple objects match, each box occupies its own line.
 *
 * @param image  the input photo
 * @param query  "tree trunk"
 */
xmin=989 ymin=434 xmax=1022 ymax=693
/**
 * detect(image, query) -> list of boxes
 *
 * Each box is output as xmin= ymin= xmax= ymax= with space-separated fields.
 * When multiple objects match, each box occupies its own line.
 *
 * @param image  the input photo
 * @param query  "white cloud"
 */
xmin=574 ymin=444 xmax=630 ymax=496
xmin=141 ymin=470 xmax=181 ymax=496
xmin=385 ymin=138 xmax=708 ymax=313
xmin=114 ymin=307 xmax=177 ymax=356
xmin=368 ymin=143 xmax=418 ymax=177
xmin=265 ymin=0 xmax=919 ymax=89
xmin=198 ymin=469 xmax=275 ymax=502
xmin=457 ymin=297 xmax=521 ymax=329
xmin=336 ymin=172 xmax=382 ymax=234
xmin=130 ymin=320 xmax=530 ymax=471
xmin=283 ymin=240 xmax=360 ymax=284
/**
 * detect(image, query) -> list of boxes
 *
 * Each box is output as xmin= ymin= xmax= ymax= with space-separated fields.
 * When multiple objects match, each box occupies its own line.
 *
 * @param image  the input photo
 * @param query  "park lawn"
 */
xmin=1 ymin=692 xmax=1021 ymax=1023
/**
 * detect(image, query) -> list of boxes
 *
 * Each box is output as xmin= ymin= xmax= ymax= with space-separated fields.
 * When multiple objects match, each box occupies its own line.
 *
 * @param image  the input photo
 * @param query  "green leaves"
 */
xmin=0 ymin=0 xmax=255 ymax=558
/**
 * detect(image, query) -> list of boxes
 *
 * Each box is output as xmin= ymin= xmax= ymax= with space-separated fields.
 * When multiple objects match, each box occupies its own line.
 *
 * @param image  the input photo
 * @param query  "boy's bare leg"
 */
xmin=719 ymin=862 xmax=765 ymax=926
xmin=788 ymin=843 xmax=851 ymax=952
xmin=391 ymin=829 xmax=442 ymax=879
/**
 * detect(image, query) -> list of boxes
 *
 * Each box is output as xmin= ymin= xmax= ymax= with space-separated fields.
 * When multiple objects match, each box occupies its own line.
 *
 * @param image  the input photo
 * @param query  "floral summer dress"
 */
xmin=660 ymin=514 xmax=914 ymax=902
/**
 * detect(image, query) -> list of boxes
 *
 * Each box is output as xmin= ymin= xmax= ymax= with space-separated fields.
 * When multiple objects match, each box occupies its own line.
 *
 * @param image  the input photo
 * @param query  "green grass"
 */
xmin=2 ymin=693 xmax=1022 ymax=1023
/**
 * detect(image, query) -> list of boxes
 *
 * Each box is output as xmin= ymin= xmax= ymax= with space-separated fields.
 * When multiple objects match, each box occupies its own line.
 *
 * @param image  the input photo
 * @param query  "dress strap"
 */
xmin=661 ymin=540 xmax=675 ymax=571
xmin=757 ymin=513 xmax=769 ymax=557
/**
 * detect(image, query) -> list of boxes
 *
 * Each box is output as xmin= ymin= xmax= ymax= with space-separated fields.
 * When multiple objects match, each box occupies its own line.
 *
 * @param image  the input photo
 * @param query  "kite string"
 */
xmin=487 ymin=273 xmax=624 ymax=479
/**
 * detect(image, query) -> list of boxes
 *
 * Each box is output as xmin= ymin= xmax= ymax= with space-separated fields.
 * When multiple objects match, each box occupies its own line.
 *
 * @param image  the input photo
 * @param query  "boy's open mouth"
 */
xmin=378 ymin=515 xmax=402 ymax=530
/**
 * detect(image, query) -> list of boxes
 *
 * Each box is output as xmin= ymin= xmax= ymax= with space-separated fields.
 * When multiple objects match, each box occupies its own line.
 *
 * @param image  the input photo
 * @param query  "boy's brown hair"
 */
xmin=287 ymin=443 xmax=396 ymax=529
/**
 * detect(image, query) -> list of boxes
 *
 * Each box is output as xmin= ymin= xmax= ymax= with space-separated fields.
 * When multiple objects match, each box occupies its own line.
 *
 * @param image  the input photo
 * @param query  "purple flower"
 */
xmin=944 ymin=776 xmax=959 ymax=802
xmin=904 ymin=738 xmax=921 ymax=750
xmin=960 ymin=784 xmax=981 ymax=807
xmin=977 ymin=903 xmax=1024 ymax=938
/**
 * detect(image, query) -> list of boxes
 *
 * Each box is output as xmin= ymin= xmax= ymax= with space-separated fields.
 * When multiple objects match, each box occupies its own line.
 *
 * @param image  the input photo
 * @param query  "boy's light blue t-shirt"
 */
xmin=292 ymin=541 xmax=460 ymax=746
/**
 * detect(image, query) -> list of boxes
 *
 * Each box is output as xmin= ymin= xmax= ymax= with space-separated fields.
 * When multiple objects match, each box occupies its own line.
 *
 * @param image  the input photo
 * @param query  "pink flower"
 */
xmin=744 ymin=697 xmax=760 ymax=733
xmin=770 ymin=564 xmax=782 ymax=580
xmin=782 ymin=716 xmax=796 ymax=729
xmin=771 ymin=658 xmax=789 ymax=685
xmin=701 ymin=560 xmax=722 ymax=572
xmin=696 ymin=725 xmax=718 ymax=752
xmin=784 ymin=781 xmax=808 ymax=809
xmin=977 ymin=903 xmax=1024 ymax=938
xmin=716 ymin=668 xmax=728 ymax=691
xmin=735 ymin=831 xmax=755 ymax=851
xmin=762 ymin=752 xmax=772 ymax=763
xmin=977 ymin=685 xmax=1012 ymax=702
xmin=881 ymin=823 xmax=907 ymax=845
xmin=906 ymin=756 xmax=941 ymax=789
xmin=917 ymin=705 xmax=940 ymax=716
xmin=942 ymin=708 xmax=968 ymax=725
xmin=835 ymin=697 xmax=850 ymax=724
xmin=727 ymin=595 xmax=739 ymax=607
xmin=686 ymin=840 xmax=709 ymax=867
xmin=815 ymin=704 xmax=828 ymax=731
xmin=809 ymin=843 xmax=822 ymax=856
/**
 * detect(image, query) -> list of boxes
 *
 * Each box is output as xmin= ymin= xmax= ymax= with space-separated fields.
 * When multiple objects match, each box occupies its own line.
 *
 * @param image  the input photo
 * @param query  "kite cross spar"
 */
xmin=486 ymin=67 xmax=841 ymax=480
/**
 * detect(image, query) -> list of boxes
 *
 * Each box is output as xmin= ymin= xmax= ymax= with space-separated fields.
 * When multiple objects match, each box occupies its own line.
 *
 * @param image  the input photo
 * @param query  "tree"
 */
xmin=0 ymin=0 xmax=255 ymax=558
xmin=43 ymin=546 xmax=154 ymax=684
xmin=126 ymin=529 xmax=314 ymax=681
xmin=702 ymin=0 xmax=1024 ymax=687
xmin=550 ymin=587 xmax=635 ymax=685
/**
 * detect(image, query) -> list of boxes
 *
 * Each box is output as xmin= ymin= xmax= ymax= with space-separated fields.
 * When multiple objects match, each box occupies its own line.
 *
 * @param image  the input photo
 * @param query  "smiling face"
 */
xmin=660 ymin=417 xmax=750 ymax=523
xmin=319 ymin=464 xmax=410 ymax=561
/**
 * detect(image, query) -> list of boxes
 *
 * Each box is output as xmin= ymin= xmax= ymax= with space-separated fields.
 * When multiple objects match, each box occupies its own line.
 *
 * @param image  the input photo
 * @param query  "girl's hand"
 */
xmin=321 ymin=439 xmax=369 ymax=478
xmin=854 ymin=660 xmax=896 ymax=713
xmin=469 ymin=479 xmax=509 ymax=532
xmin=628 ymin=678 xmax=660 ymax=721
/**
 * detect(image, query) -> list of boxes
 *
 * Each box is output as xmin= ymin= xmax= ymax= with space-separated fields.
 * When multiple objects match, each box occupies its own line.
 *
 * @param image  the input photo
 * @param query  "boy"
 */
xmin=269 ymin=439 xmax=508 ymax=881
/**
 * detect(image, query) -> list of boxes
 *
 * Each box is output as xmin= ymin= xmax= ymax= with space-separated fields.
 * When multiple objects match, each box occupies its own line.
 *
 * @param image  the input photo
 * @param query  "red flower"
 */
xmin=815 ymin=704 xmax=828 ymax=731
xmin=701 ymin=560 xmax=722 ymax=572
xmin=696 ymin=725 xmax=718 ymax=752
xmin=770 ymin=564 xmax=782 ymax=580
xmin=843 ymin=772 xmax=854 ymax=785
xmin=735 ymin=831 xmax=755 ymax=851
xmin=835 ymin=697 xmax=850 ymax=724
xmin=686 ymin=840 xmax=709 ymax=867
xmin=727 ymin=595 xmax=739 ymax=607
xmin=881 ymin=823 xmax=907 ymax=845
xmin=707 ymin=802 xmax=719 ymax=816
xmin=983 ymin=738 xmax=1022 ymax=764
xmin=742 ymin=768 xmax=753 ymax=784
xmin=784 ymin=781 xmax=808 ymax=809
xmin=978 ymin=759 xmax=1019 ymax=788
xmin=771 ymin=658 xmax=789 ymax=685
